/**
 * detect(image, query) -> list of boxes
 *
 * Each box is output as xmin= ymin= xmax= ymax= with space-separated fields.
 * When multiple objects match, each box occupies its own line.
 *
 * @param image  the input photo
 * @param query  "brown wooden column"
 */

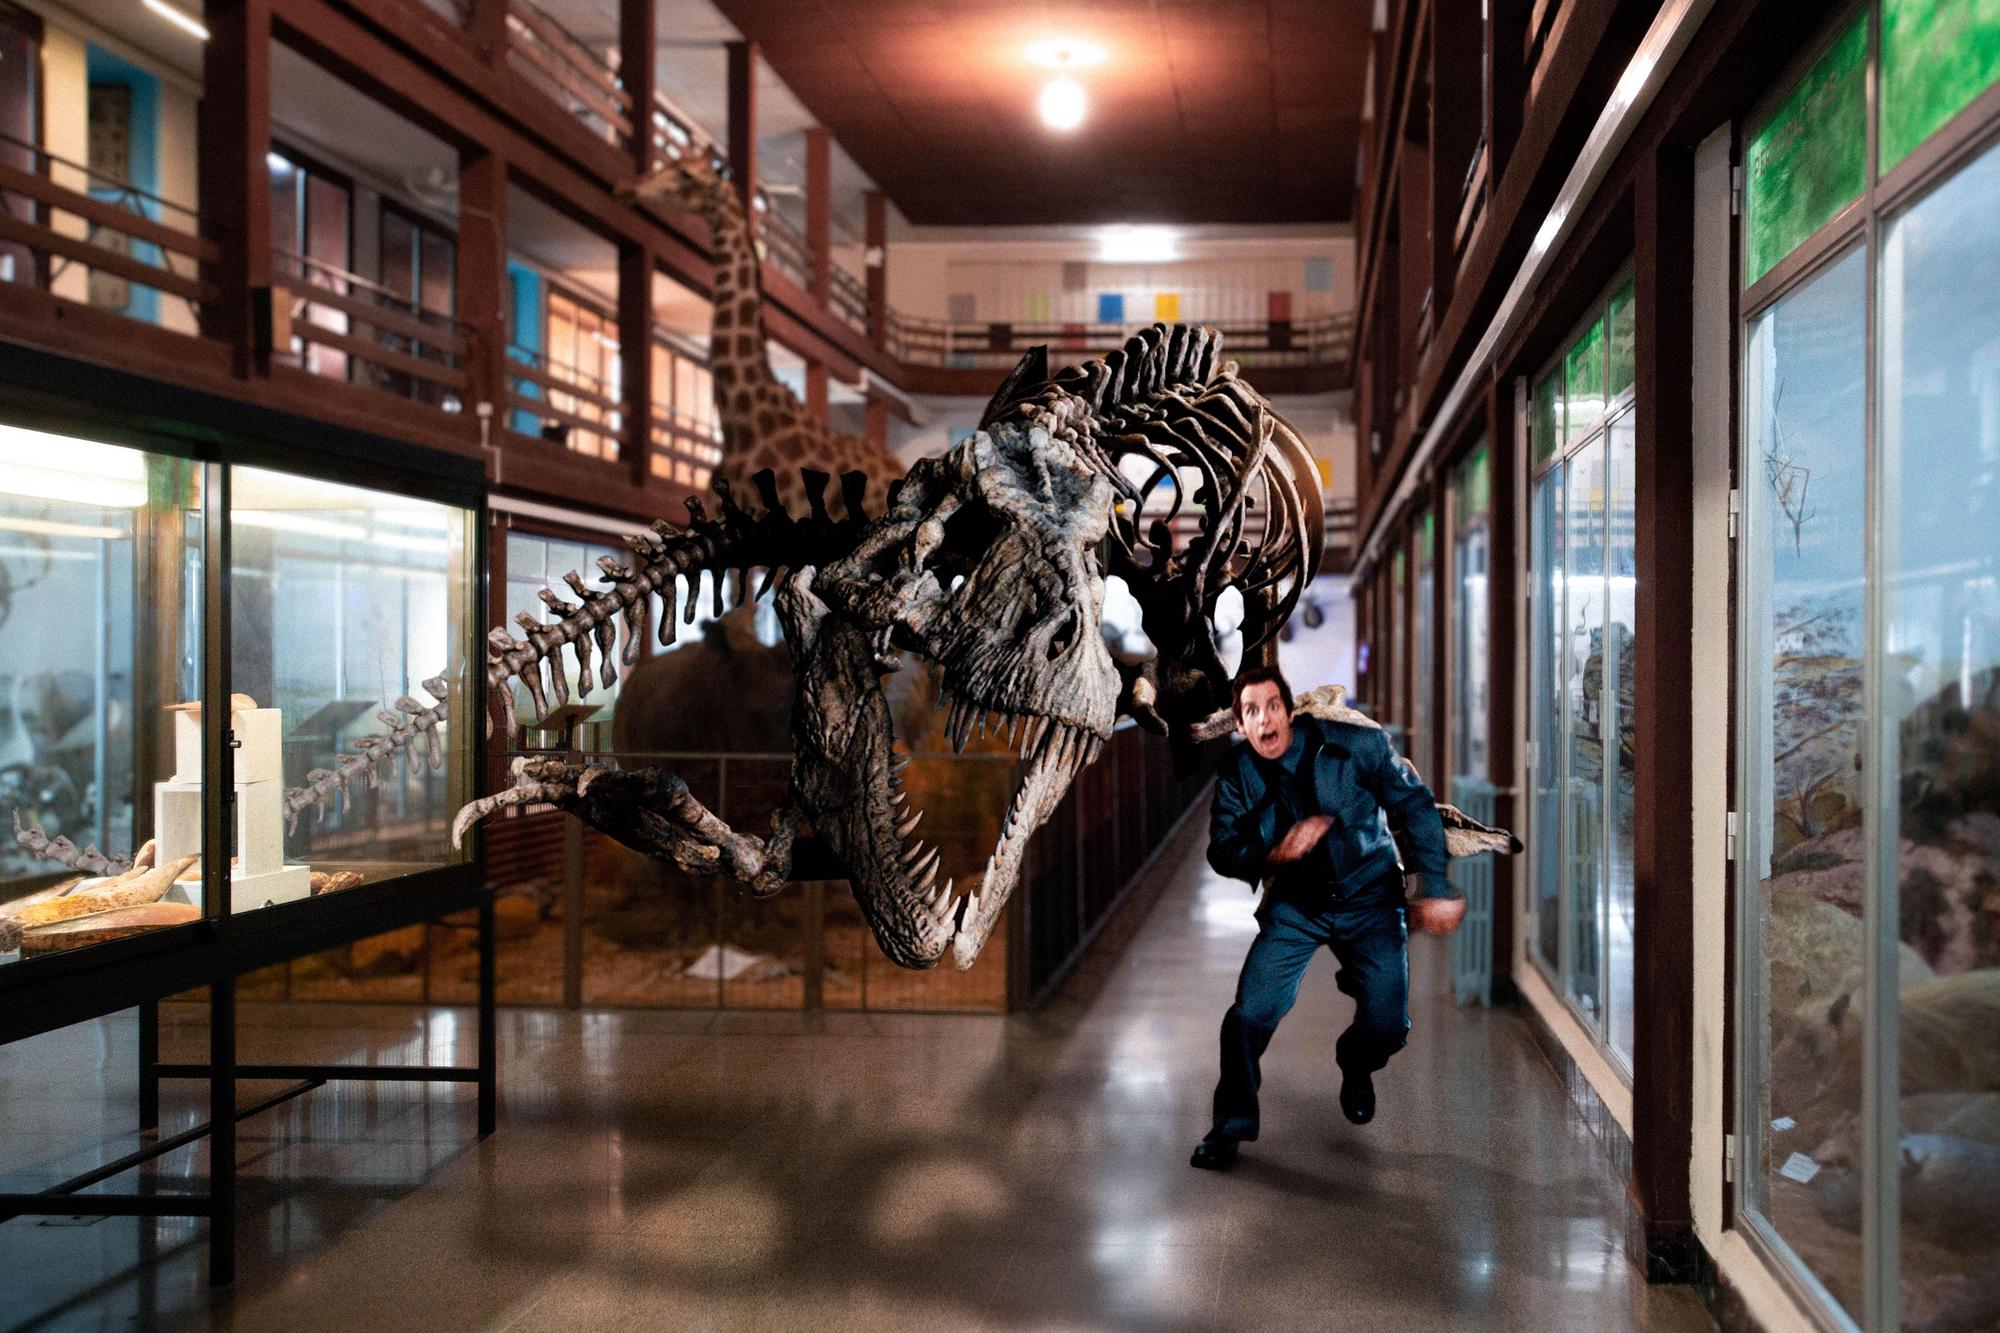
xmin=864 ymin=393 xmax=888 ymax=449
xmin=1483 ymin=374 xmax=1520 ymax=1002
xmin=456 ymin=148 xmax=509 ymax=435
xmin=726 ymin=40 xmax=759 ymax=211
xmin=468 ymin=0 xmax=507 ymax=66
xmin=805 ymin=125 xmax=831 ymax=306
xmin=804 ymin=362 xmax=829 ymax=422
xmin=1486 ymin=0 xmax=1529 ymax=175
xmin=198 ymin=0 xmax=272 ymax=374
xmin=619 ymin=0 xmax=657 ymax=173
xmin=619 ymin=242 xmax=655 ymax=483
xmin=1629 ymin=144 xmax=1697 ymax=1280
xmin=865 ymin=188 xmax=887 ymax=350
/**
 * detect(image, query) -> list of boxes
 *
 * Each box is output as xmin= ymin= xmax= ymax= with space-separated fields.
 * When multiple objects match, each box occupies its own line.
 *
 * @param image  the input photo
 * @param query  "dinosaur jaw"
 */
xmin=809 ymin=661 xmax=1104 ymax=972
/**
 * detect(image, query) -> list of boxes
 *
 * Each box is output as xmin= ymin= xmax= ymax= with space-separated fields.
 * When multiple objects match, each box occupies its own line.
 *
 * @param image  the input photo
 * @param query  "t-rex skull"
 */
xmin=794 ymin=422 xmax=1121 ymax=969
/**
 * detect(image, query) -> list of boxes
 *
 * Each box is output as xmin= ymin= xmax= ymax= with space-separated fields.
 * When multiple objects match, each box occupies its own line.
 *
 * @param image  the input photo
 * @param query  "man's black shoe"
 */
xmin=1190 ymin=1136 xmax=1239 ymax=1171
xmin=1339 ymin=1069 xmax=1376 ymax=1125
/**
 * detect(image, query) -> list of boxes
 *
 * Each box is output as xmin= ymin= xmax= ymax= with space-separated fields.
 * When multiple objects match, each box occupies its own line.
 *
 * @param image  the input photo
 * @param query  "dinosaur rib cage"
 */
xmin=979 ymin=324 xmax=1324 ymax=660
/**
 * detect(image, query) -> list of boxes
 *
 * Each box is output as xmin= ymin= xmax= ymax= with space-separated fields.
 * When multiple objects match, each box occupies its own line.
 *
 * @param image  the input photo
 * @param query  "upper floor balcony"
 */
xmin=0 ymin=0 xmax=1355 ymax=522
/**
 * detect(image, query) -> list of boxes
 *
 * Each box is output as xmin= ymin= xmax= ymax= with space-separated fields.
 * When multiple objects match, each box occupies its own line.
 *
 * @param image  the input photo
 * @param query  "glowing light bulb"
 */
xmin=1039 ymin=75 xmax=1087 ymax=131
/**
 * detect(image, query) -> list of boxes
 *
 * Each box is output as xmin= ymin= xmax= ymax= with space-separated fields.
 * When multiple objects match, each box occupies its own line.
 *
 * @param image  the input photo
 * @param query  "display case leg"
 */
xmin=207 ymin=977 xmax=236 ymax=1287
xmin=477 ymin=892 xmax=497 ymax=1138
xmin=138 ymin=1000 xmax=160 ymax=1133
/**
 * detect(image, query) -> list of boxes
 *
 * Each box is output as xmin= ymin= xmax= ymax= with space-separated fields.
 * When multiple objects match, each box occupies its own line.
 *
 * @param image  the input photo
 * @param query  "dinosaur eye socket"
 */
xmin=929 ymin=501 xmax=1003 ymax=578
xmin=1047 ymin=610 xmax=1078 ymax=659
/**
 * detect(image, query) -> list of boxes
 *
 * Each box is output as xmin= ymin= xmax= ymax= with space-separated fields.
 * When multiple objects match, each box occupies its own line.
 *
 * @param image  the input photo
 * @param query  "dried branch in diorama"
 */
xmin=1764 ymin=379 xmax=1817 ymax=556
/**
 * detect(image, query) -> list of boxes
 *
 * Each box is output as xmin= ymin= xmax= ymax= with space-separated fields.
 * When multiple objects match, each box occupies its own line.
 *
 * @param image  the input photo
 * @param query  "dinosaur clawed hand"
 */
xmin=452 ymin=757 xmax=790 ymax=886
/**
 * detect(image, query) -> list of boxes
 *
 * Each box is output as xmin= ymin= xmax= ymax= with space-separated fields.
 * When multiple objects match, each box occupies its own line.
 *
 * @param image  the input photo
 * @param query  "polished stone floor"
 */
xmin=0 ymin=805 xmax=1713 ymax=1331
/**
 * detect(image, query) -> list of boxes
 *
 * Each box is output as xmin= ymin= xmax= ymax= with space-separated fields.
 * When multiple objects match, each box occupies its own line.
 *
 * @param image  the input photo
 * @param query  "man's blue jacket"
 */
xmin=1208 ymin=714 xmax=1449 ymax=905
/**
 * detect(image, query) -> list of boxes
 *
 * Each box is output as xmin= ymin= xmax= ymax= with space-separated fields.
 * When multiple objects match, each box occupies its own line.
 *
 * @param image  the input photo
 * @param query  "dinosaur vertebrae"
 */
xmin=280 ymin=676 xmax=450 ymax=833
xmin=11 ymin=808 xmax=132 ymax=877
xmin=981 ymin=324 xmax=1323 ymax=658
xmin=481 ymin=470 xmax=868 ymax=747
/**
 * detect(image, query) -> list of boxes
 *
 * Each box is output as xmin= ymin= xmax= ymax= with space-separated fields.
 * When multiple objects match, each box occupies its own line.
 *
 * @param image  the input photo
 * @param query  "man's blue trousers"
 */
xmin=1210 ymin=886 xmax=1410 ymax=1141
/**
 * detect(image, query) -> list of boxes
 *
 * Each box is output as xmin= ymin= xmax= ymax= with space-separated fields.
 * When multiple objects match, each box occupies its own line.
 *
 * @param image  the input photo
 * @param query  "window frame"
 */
xmin=1730 ymin=5 xmax=2000 ymax=1328
xmin=1523 ymin=266 xmax=1639 ymax=1078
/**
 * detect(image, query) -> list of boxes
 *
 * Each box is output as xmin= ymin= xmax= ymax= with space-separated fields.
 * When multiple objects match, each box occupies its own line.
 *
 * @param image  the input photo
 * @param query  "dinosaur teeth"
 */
xmin=901 ymin=838 xmax=927 ymax=866
xmin=912 ymin=848 xmax=941 ymax=889
xmin=897 ymin=809 xmax=922 ymax=838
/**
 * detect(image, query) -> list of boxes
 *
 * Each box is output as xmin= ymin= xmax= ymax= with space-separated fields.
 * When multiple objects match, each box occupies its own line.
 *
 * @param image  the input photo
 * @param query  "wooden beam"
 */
xmin=805 ymin=361 xmax=828 ymax=422
xmin=865 ymin=188 xmax=887 ymax=350
xmin=1628 ymin=142 xmax=1696 ymax=1279
xmin=619 ymin=242 xmax=655 ymax=484
xmin=199 ymin=0 xmax=272 ymax=372
xmin=455 ymin=147 xmax=508 ymax=417
xmin=805 ymin=126 xmax=831 ymax=306
xmin=619 ymin=0 xmax=656 ymax=173
xmin=727 ymin=40 xmax=758 ymax=212
xmin=467 ymin=0 xmax=506 ymax=65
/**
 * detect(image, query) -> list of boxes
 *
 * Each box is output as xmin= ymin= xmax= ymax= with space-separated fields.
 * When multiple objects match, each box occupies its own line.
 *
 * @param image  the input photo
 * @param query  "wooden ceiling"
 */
xmin=709 ymin=0 xmax=1374 ymax=227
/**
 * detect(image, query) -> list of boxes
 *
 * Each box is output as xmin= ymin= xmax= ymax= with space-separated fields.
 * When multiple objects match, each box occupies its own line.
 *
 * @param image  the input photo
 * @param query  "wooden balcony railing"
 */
xmin=273 ymin=249 xmax=473 ymax=416
xmin=0 ymin=132 xmax=218 ymax=336
xmin=505 ymin=345 xmax=624 ymax=462
xmin=887 ymin=310 xmax=1355 ymax=372
xmin=506 ymin=0 xmax=633 ymax=151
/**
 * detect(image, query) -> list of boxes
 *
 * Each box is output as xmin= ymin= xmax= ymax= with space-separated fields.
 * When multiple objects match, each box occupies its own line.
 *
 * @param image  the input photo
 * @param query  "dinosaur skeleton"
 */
xmin=12 ymin=325 xmax=1517 ymax=972
xmin=451 ymin=325 xmax=1339 ymax=971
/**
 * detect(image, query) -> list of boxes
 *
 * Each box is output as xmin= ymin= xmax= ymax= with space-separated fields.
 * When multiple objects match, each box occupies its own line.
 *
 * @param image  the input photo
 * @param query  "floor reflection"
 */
xmin=0 ymin=800 xmax=1713 ymax=1331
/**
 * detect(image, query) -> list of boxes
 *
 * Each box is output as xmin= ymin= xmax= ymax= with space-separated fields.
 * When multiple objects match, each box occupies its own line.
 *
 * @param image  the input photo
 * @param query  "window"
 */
xmin=1450 ymin=444 xmax=1491 ymax=791
xmin=269 ymin=149 xmax=353 ymax=381
xmin=378 ymin=204 xmax=458 ymax=409
xmin=648 ymin=338 xmax=722 ymax=489
xmin=531 ymin=286 xmax=621 ymax=461
xmin=1735 ymin=7 xmax=2000 ymax=1326
xmin=1413 ymin=509 xmax=1437 ymax=775
xmin=1526 ymin=273 xmax=1638 ymax=1071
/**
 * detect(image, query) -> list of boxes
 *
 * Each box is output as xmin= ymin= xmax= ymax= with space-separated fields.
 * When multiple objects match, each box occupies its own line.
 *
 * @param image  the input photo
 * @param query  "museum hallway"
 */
xmin=0 ymin=800 xmax=1712 ymax=1332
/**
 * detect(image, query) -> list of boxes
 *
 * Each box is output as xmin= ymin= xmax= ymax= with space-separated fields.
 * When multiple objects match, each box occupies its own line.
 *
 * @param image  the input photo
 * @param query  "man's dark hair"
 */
xmin=1230 ymin=665 xmax=1294 ymax=720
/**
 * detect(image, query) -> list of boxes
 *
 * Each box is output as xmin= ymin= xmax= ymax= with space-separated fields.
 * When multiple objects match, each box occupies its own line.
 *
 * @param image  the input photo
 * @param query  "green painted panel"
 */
xmin=1419 ymin=508 xmax=1436 ymax=561
xmin=1455 ymin=445 xmax=1491 ymax=529
xmin=1564 ymin=316 xmax=1607 ymax=445
xmin=1392 ymin=547 xmax=1406 ymax=589
xmin=1533 ymin=369 xmax=1561 ymax=466
xmin=1745 ymin=14 xmax=1868 ymax=285
xmin=1608 ymin=278 xmax=1636 ymax=397
xmin=1882 ymin=0 xmax=2000 ymax=169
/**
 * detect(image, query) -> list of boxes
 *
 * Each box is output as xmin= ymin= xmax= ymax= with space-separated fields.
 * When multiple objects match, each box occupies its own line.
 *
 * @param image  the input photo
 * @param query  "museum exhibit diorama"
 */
xmin=0 ymin=376 xmax=491 ymax=1283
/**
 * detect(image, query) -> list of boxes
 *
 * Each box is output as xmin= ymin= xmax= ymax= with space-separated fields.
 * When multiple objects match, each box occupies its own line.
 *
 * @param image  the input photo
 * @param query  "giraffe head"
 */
xmin=620 ymin=148 xmax=734 ymax=221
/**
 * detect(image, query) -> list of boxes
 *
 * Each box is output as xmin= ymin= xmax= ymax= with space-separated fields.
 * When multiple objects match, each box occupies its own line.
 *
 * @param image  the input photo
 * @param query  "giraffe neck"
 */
xmin=703 ymin=189 xmax=781 ymax=399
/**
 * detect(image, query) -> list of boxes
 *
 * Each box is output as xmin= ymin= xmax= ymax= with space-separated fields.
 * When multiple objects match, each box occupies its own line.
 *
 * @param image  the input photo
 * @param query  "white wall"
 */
xmin=885 ymin=232 xmax=1355 ymax=326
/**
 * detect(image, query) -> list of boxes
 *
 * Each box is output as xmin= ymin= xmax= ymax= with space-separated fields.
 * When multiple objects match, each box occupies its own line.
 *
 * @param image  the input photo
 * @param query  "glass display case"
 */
xmin=0 ymin=416 xmax=479 ymax=967
xmin=0 ymin=425 xmax=204 ymax=959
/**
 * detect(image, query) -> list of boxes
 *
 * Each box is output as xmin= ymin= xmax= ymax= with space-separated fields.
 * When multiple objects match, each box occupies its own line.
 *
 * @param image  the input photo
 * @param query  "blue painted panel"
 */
xmin=507 ymin=262 xmax=544 ymax=434
xmin=1096 ymin=292 xmax=1124 ymax=323
xmin=85 ymin=47 xmax=161 ymax=325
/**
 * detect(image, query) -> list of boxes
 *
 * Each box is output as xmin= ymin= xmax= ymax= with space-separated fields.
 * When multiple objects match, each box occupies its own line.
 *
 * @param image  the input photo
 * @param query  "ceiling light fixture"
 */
xmin=1039 ymin=75 xmax=1087 ymax=131
xmin=1029 ymin=39 xmax=1104 ymax=132
xmin=1098 ymin=225 xmax=1178 ymax=263
xmin=142 ymin=0 xmax=210 ymax=42
xmin=1025 ymin=39 xmax=1106 ymax=70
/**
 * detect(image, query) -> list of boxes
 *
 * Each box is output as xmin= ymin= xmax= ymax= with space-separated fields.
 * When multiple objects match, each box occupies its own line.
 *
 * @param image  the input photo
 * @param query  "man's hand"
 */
xmin=1267 ymin=814 xmax=1334 ymax=865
